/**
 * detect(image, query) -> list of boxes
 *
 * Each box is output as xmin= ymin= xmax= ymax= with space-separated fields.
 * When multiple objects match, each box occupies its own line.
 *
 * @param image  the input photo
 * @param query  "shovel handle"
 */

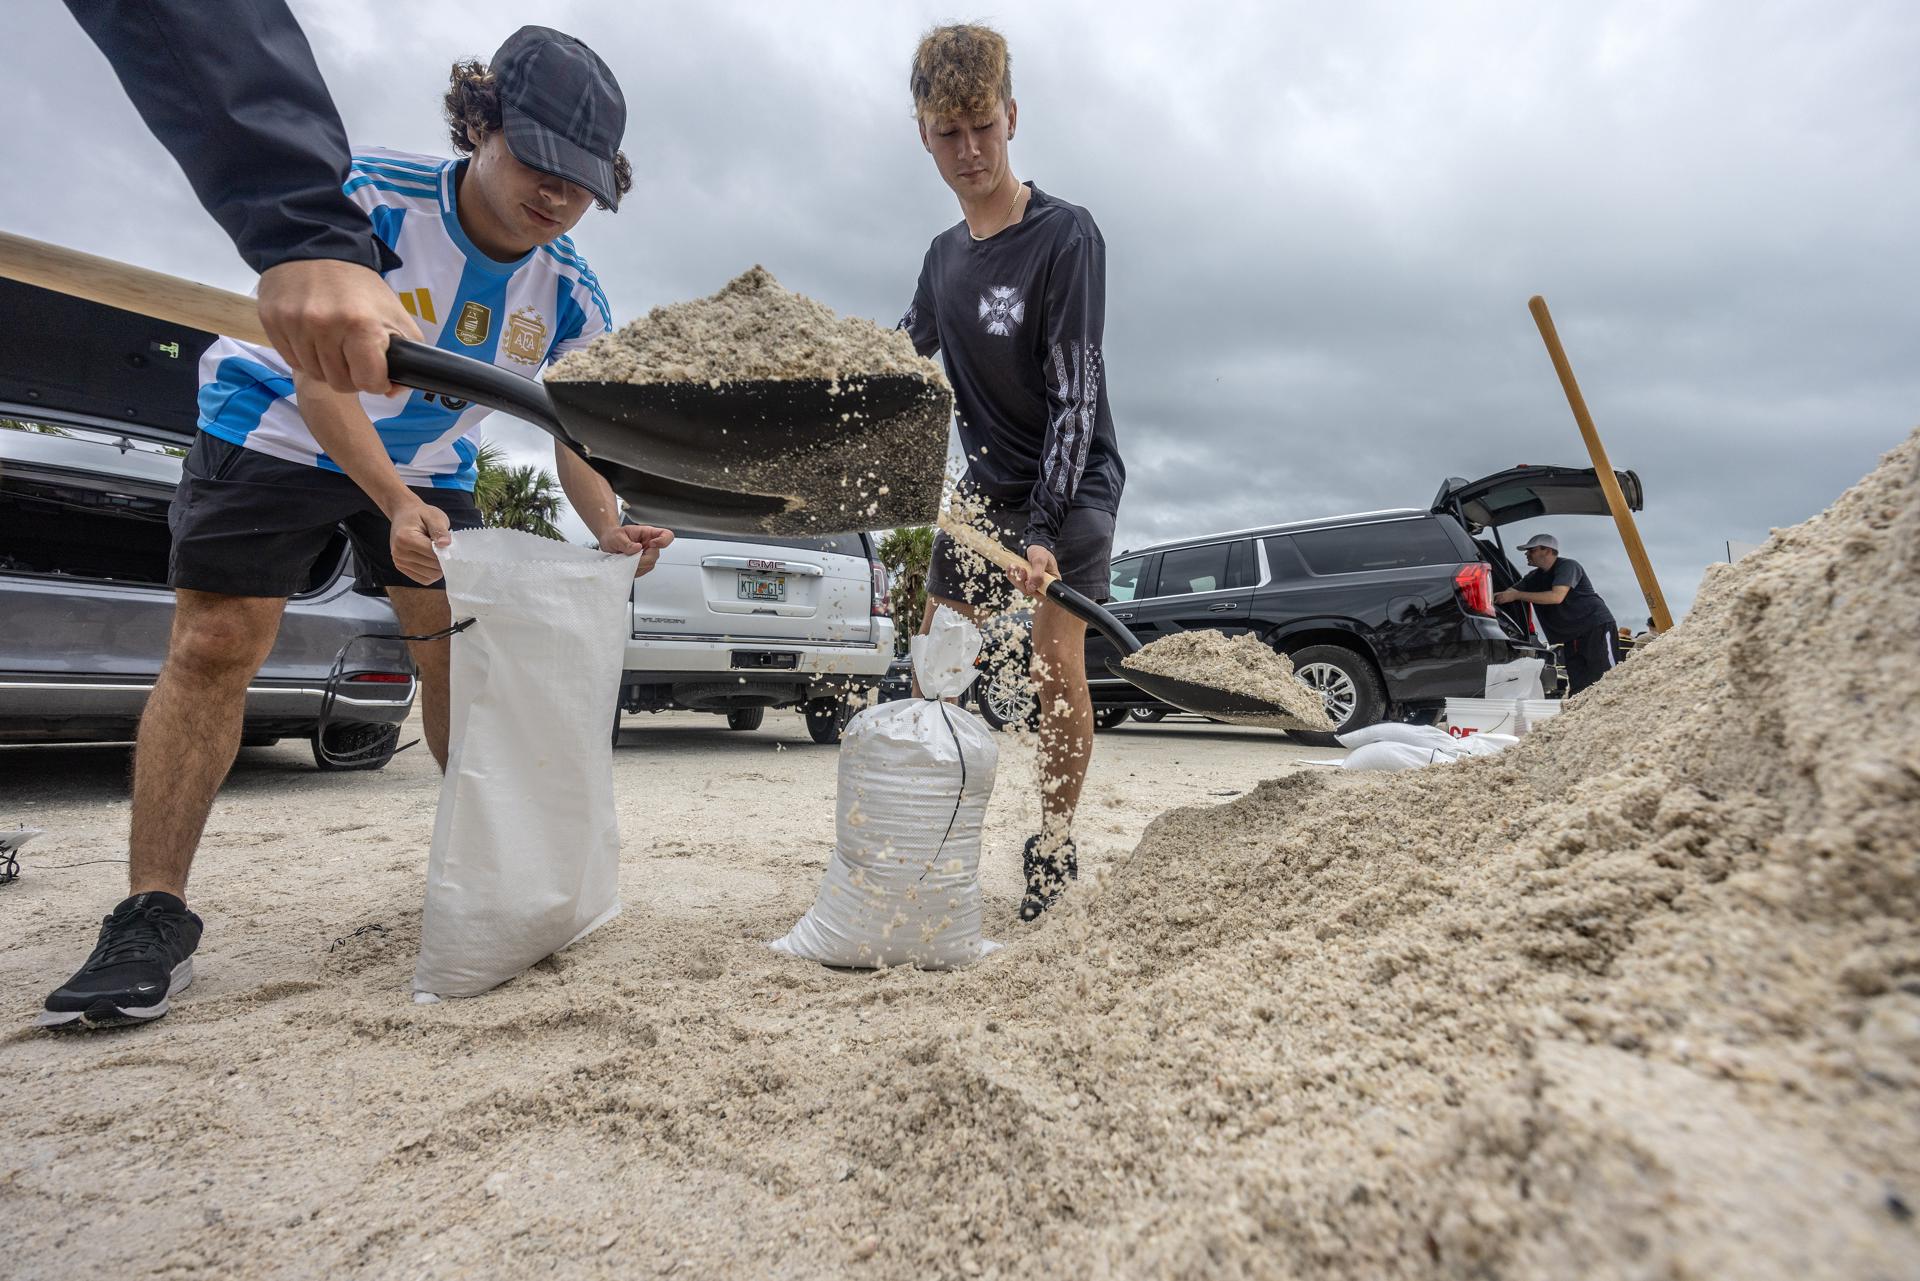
xmin=934 ymin=508 xmax=1142 ymax=655
xmin=0 ymin=230 xmax=270 ymax=343
xmin=935 ymin=509 xmax=1057 ymax=591
xmin=0 ymin=231 xmax=575 ymax=446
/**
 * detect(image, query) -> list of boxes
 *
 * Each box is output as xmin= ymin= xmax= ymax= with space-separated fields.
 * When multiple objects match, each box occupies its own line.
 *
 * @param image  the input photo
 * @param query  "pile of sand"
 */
xmin=851 ymin=428 xmax=1920 ymax=1277
xmin=549 ymin=266 xmax=945 ymax=386
xmin=1123 ymin=628 xmax=1335 ymax=730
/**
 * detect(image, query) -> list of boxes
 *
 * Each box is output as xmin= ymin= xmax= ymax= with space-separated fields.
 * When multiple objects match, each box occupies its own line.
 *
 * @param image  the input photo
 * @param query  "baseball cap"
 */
xmin=492 ymin=27 xmax=627 ymax=210
xmin=1517 ymin=533 xmax=1559 ymax=552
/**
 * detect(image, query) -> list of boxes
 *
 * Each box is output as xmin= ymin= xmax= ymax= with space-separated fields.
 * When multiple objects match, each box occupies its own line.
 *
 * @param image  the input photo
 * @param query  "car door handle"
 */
xmin=1207 ymin=602 xmax=1237 ymax=613
xmin=1111 ymin=611 xmax=1134 ymax=620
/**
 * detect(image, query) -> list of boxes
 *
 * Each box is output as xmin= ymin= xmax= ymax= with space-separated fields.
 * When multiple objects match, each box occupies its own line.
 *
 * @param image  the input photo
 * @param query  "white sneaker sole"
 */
xmin=36 ymin=957 xmax=194 ymax=1029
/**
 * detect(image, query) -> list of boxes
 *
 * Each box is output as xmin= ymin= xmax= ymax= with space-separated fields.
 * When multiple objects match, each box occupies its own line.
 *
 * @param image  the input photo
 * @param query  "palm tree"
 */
xmin=876 ymin=525 xmax=935 ymax=648
xmin=473 ymin=442 xmax=564 ymax=539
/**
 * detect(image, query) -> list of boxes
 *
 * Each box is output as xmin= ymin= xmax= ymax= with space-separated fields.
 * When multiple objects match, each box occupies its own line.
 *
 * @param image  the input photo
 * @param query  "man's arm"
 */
xmin=66 ymin=0 xmax=419 ymax=393
xmin=1015 ymin=235 xmax=1105 ymax=592
xmin=1496 ymin=585 xmax=1572 ymax=606
xmin=552 ymin=445 xmax=673 ymax=578
xmin=1495 ymin=564 xmax=1575 ymax=606
xmin=292 ymin=376 xmax=451 ymax=584
xmin=66 ymin=0 xmax=387 ymax=275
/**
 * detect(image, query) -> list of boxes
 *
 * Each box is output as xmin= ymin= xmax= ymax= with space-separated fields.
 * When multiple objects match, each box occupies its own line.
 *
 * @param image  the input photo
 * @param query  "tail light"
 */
xmin=871 ymin=561 xmax=891 ymax=617
xmin=345 ymin=672 xmax=412 ymax=684
xmin=1454 ymin=563 xmax=1494 ymax=616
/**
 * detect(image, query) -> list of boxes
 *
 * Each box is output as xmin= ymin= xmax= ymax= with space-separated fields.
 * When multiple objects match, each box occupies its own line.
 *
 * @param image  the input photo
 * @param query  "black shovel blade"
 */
xmin=549 ymin=374 xmax=952 ymax=536
xmin=1103 ymin=657 xmax=1330 ymax=732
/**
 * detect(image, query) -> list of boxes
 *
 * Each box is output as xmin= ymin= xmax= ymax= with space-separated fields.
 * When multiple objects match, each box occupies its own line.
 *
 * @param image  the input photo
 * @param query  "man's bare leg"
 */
xmin=128 ymin=590 xmax=287 ymax=899
xmin=1029 ymin=599 xmax=1093 ymax=844
xmin=386 ymin=586 xmax=455 ymax=770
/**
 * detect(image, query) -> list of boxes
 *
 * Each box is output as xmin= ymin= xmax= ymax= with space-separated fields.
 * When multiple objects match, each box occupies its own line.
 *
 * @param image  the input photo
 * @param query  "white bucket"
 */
xmin=1442 ymin=697 xmax=1524 ymax=738
xmin=1518 ymin=699 xmax=1564 ymax=735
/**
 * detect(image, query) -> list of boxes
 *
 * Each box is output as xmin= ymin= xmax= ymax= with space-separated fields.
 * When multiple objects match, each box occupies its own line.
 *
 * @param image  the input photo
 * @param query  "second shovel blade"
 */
xmin=1104 ymin=658 xmax=1331 ymax=732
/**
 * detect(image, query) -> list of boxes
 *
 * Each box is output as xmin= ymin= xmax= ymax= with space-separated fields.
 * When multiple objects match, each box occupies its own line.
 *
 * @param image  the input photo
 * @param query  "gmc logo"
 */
xmin=746 ymin=558 xmax=783 ymax=571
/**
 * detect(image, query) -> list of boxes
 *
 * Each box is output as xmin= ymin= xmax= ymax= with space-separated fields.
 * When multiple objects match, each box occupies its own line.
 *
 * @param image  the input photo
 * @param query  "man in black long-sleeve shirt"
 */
xmin=64 ymin=0 xmax=419 ymax=393
xmin=900 ymin=23 xmax=1126 ymax=921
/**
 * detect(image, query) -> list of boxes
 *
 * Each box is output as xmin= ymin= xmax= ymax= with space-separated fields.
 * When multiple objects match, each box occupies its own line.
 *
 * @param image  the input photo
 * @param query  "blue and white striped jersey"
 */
xmin=196 ymin=146 xmax=612 ymax=490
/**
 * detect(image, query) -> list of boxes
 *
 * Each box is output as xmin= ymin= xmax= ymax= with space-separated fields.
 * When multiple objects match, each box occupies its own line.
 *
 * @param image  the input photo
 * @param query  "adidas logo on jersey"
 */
xmin=396 ymin=288 xmax=436 ymax=324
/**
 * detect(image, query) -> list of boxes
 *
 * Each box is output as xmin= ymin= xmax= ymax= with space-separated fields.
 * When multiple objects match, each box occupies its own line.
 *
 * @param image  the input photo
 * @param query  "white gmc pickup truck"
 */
xmin=613 ymin=530 xmax=895 ymax=745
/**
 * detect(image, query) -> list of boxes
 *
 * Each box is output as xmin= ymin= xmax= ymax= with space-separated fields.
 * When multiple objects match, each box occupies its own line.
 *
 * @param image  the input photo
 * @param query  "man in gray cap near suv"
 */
xmin=1494 ymin=534 xmax=1620 ymax=696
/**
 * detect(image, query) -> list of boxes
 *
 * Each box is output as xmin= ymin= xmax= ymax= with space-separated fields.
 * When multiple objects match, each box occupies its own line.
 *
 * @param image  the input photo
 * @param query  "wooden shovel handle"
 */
xmin=0 ymin=230 xmax=269 ymax=344
xmin=935 ymin=508 xmax=1057 ymax=592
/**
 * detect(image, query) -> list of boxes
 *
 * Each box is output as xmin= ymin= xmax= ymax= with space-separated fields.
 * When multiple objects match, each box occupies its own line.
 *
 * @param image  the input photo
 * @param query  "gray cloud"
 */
xmin=4 ymin=0 xmax=1915 ymax=619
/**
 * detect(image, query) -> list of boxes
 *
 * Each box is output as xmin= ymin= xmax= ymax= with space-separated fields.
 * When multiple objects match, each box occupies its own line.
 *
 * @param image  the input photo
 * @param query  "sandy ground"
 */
xmin=0 ymin=708 xmax=1336 ymax=1278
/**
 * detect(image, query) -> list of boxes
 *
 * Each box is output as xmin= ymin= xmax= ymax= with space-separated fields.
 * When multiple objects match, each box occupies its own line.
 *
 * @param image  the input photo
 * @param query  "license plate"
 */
xmin=737 ymin=571 xmax=786 ymax=602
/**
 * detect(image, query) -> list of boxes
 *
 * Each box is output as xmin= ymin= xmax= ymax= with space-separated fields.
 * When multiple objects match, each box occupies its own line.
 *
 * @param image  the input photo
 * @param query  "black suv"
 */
xmin=1081 ymin=464 xmax=1642 ymax=744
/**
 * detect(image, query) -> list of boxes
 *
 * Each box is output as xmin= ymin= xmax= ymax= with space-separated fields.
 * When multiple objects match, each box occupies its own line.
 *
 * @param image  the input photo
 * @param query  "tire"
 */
xmin=1129 ymin=707 xmax=1168 ymax=724
xmin=972 ymin=667 xmax=1039 ymax=732
xmin=805 ymin=695 xmax=850 ymax=745
xmin=1283 ymin=644 xmax=1386 ymax=747
xmin=612 ymin=705 xmax=623 ymax=748
xmin=1094 ymin=706 xmax=1130 ymax=731
xmin=311 ymin=722 xmax=401 ymax=771
xmin=726 ymin=707 xmax=765 ymax=732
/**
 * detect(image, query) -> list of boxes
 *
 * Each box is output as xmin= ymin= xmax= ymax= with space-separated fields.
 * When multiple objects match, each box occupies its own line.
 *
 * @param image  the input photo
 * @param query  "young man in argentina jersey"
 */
xmin=899 ymin=25 xmax=1127 ymax=923
xmin=40 ymin=27 xmax=673 ymax=1030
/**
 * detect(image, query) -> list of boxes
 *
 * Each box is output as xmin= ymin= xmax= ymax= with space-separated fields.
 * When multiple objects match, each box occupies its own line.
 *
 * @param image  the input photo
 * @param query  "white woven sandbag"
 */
xmin=770 ymin=607 xmax=1001 ymax=969
xmin=413 ymin=529 xmax=637 ymax=1000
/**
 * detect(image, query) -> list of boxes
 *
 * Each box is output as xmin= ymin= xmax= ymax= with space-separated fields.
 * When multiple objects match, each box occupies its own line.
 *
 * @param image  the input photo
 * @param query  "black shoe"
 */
xmin=38 ymin=892 xmax=203 ymax=1029
xmin=1018 ymin=835 xmax=1079 ymax=923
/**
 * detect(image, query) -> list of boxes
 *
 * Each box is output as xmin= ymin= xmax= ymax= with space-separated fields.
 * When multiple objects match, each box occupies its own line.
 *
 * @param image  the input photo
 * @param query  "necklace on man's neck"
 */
xmin=970 ymin=180 xmax=1024 ymax=241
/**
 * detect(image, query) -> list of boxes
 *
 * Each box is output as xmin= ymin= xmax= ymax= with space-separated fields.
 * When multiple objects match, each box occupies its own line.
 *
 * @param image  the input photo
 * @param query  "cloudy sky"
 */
xmin=6 ymin=1 xmax=1917 ymax=618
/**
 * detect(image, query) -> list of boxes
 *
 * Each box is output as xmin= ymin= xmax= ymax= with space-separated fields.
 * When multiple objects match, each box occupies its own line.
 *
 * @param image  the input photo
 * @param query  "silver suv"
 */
xmin=0 ymin=280 xmax=416 ymax=769
xmin=614 ymin=529 xmax=895 ymax=744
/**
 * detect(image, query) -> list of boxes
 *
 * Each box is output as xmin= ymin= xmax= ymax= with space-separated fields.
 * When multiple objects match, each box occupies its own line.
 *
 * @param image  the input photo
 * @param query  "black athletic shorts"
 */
xmin=927 ymin=502 xmax=1117 ymax=608
xmin=168 ymin=433 xmax=484 ymax=597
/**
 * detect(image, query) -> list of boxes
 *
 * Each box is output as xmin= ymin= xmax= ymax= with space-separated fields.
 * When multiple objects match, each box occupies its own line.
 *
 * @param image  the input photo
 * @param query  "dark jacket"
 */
xmin=66 ymin=0 xmax=396 ymax=275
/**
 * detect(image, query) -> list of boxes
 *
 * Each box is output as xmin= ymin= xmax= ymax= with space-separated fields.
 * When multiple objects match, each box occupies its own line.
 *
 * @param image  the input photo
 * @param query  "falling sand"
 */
xmin=2 ymin=431 xmax=1917 ymax=1278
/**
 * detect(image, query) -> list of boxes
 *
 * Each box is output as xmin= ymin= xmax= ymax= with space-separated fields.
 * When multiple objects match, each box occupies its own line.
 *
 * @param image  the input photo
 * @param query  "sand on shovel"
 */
xmin=548 ymin=266 xmax=943 ymax=386
xmin=545 ymin=267 xmax=951 ymax=533
xmin=1121 ymin=628 xmax=1336 ymax=731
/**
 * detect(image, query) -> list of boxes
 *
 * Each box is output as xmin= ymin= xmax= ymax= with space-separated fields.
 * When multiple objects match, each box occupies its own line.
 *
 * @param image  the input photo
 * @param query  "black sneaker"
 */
xmin=38 ymin=892 xmax=204 ymax=1029
xmin=1018 ymin=834 xmax=1079 ymax=922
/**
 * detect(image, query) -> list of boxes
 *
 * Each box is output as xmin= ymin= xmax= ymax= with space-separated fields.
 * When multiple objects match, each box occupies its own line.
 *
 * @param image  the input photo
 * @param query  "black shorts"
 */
xmin=168 ymin=433 xmax=484 ymax=597
xmin=927 ymin=502 xmax=1117 ymax=608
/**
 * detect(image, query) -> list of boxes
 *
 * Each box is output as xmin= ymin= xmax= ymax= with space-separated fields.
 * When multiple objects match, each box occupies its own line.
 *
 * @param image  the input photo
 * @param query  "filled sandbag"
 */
xmin=771 ymin=607 xmax=1000 ymax=969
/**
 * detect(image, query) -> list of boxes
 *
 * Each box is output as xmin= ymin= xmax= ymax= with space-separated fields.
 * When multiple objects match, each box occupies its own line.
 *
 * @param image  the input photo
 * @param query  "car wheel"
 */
xmin=311 ymin=722 xmax=401 ymax=771
xmin=726 ymin=707 xmax=765 ymax=732
xmin=805 ymin=695 xmax=850 ymax=745
xmin=1283 ymin=644 xmax=1385 ymax=748
xmin=1129 ymin=707 xmax=1168 ymax=724
xmin=1094 ymin=706 xmax=1130 ymax=731
xmin=972 ymin=667 xmax=1039 ymax=732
